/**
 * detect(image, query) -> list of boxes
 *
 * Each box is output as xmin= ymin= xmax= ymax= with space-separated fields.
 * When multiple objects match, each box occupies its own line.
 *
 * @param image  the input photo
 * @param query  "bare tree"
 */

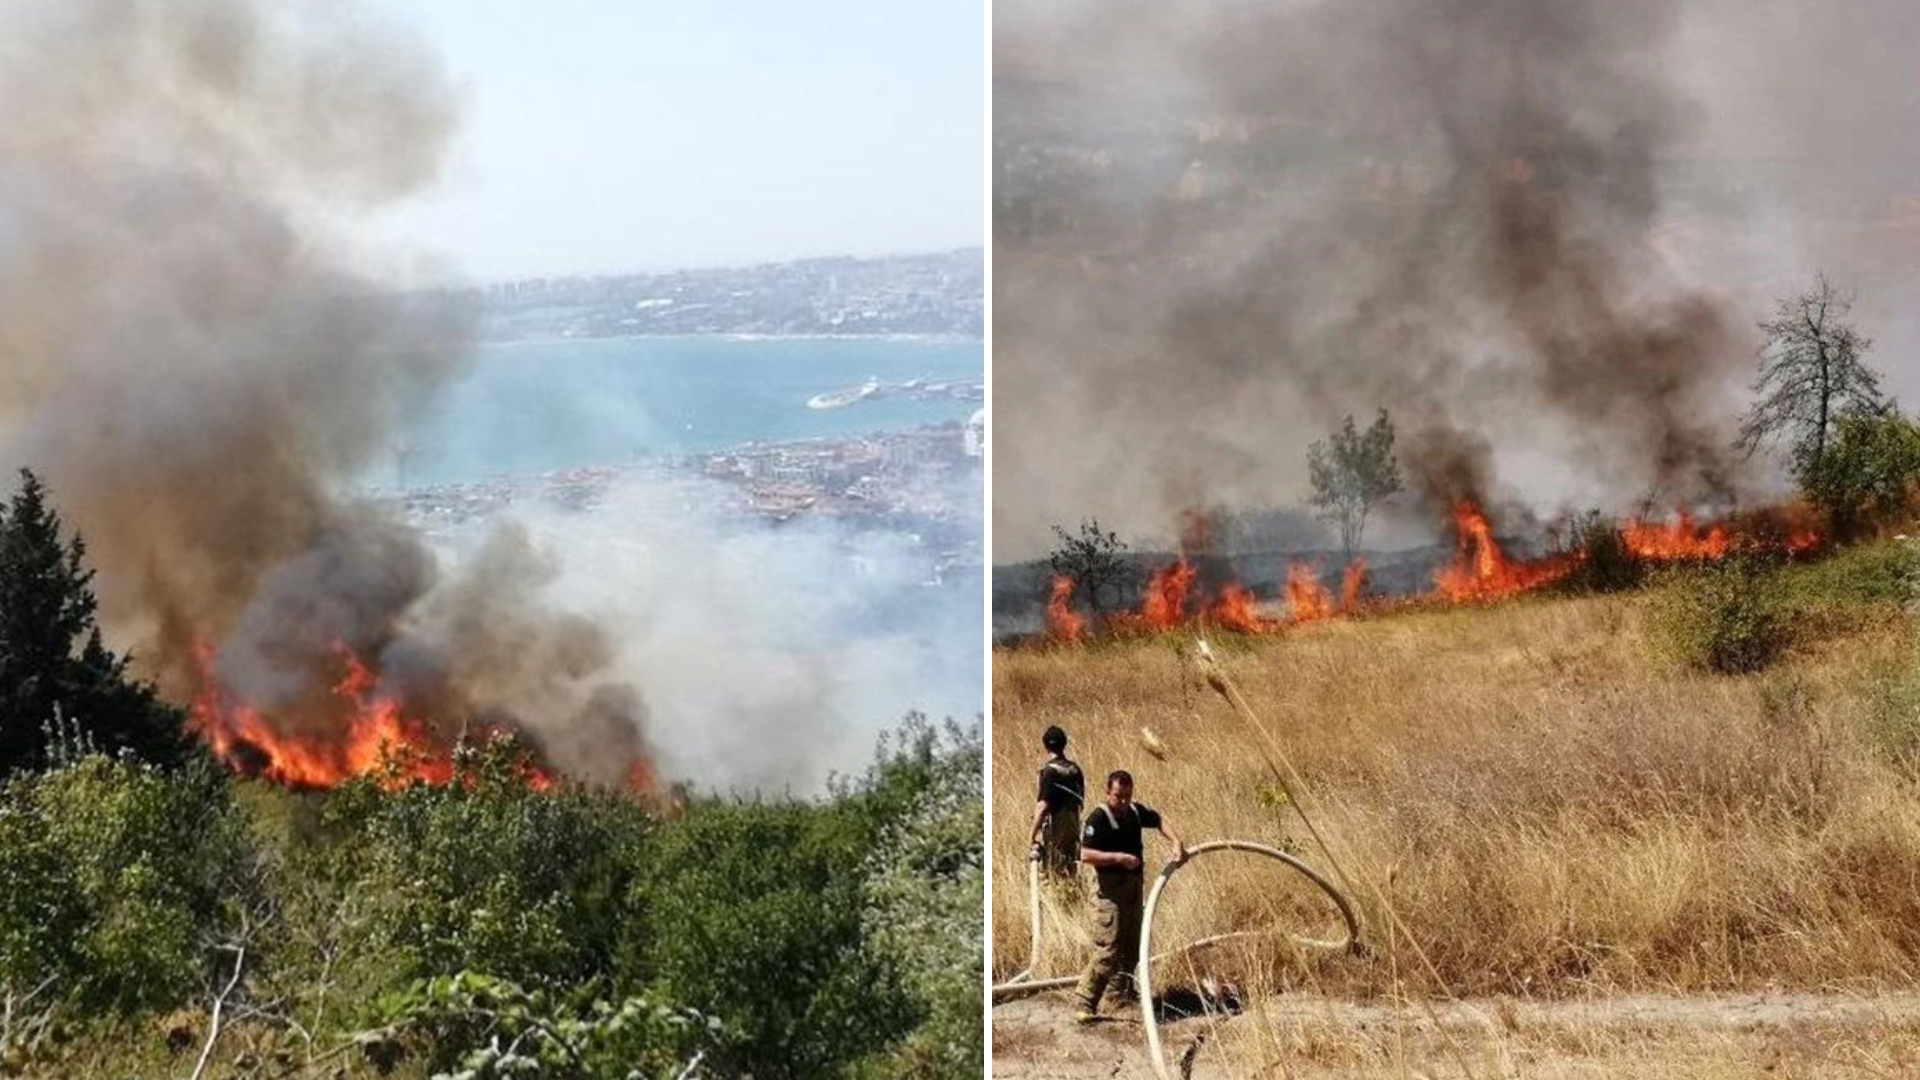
xmin=1046 ymin=519 xmax=1132 ymax=615
xmin=1737 ymin=272 xmax=1889 ymax=480
xmin=1307 ymin=410 xmax=1402 ymax=563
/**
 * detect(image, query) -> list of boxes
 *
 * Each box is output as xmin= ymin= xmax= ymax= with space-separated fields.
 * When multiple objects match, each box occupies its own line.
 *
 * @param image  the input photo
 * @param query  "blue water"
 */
xmin=388 ymin=336 xmax=983 ymax=485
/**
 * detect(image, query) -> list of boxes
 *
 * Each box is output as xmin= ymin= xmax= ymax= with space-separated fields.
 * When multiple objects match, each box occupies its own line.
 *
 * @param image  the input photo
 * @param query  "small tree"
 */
xmin=1046 ymin=519 xmax=1132 ymax=615
xmin=0 ymin=470 xmax=185 ymax=772
xmin=1307 ymin=409 xmax=1403 ymax=563
xmin=1737 ymin=273 xmax=1889 ymax=481
xmin=1802 ymin=411 xmax=1920 ymax=538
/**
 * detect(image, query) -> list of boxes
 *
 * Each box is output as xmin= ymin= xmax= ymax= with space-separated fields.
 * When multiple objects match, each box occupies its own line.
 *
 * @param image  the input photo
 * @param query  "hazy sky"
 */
xmin=360 ymin=0 xmax=984 ymax=283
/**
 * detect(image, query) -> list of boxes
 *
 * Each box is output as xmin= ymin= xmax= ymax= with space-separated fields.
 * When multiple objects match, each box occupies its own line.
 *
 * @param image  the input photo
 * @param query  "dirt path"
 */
xmin=992 ymin=990 xmax=1920 ymax=1078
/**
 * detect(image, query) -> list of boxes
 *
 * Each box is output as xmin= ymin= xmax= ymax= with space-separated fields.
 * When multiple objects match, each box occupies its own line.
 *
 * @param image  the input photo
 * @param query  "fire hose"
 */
xmin=991 ymin=840 xmax=1362 ymax=1080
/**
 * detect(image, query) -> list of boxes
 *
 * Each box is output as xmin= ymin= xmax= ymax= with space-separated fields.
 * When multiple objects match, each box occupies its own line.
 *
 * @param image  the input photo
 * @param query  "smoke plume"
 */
xmin=994 ymin=0 xmax=1920 ymax=557
xmin=0 ymin=0 xmax=649 ymax=781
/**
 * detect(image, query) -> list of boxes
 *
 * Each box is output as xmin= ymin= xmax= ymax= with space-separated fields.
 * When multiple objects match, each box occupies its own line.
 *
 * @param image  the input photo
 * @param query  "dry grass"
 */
xmin=993 ymin=574 xmax=1920 ymax=1000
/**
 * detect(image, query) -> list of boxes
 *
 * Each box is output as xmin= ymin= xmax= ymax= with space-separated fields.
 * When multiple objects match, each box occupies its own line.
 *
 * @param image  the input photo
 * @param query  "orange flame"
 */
xmin=1284 ymin=564 xmax=1336 ymax=622
xmin=1432 ymin=503 xmax=1579 ymax=601
xmin=1621 ymin=510 xmax=1730 ymax=561
xmin=1046 ymin=575 xmax=1087 ymax=643
xmin=188 ymin=639 xmax=568 ymax=792
xmin=1140 ymin=558 xmax=1196 ymax=631
xmin=1340 ymin=560 xmax=1367 ymax=610
xmin=1209 ymin=583 xmax=1278 ymax=633
xmin=1026 ymin=502 xmax=1824 ymax=647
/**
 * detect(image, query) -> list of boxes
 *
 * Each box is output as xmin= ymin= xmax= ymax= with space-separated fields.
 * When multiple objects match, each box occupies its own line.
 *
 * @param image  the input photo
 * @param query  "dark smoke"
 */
xmin=994 ymin=0 xmax=1790 ymax=555
xmin=0 ymin=0 xmax=648 ymax=783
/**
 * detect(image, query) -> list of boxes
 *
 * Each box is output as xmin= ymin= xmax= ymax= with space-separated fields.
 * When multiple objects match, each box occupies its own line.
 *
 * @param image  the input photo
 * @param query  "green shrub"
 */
xmin=1654 ymin=555 xmax=1789 ymax=674
xmin=1801 ymin=411 xmax=1920 ymax=539
xmin=372 ymin=970 xmax=721 ymax=1079
xmin=334 ymin=735 xmax=650 ymax=997
xmin=1558 ymin=511 xmax=1645 ymax=594
xmin=621 ymin=797 xmax=911 ymax=1080
xmin=0 ymin=754 xmax=251 ymax=1016
xmin=1776 ymin=538 xmax=1919 ymax=609
xmin=859 ymin=719 xmax=984 ymax=1080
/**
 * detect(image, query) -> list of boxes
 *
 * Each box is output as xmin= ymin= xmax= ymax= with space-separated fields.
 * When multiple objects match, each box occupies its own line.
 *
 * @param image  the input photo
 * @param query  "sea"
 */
xmin=384 ymin=335 xmax=983 ymax=487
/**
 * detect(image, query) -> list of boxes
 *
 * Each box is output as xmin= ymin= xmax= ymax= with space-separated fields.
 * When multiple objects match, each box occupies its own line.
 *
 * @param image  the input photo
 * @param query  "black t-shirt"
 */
xmin=1082 ymin=801 xmax=1162 ymax=874
xmin=1036 ymin=756 xmax=1084 ymax=816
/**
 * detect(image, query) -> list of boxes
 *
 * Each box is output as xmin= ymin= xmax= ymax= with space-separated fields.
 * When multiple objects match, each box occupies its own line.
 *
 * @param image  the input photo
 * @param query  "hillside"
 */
xmin=991 ymin=540 xmax=1920 ymax=1077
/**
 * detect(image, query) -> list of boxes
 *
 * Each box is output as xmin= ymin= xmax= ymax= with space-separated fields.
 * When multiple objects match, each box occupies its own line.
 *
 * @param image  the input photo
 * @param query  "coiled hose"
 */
xmin=991 ymin=839 xmax=1362 ymax=1079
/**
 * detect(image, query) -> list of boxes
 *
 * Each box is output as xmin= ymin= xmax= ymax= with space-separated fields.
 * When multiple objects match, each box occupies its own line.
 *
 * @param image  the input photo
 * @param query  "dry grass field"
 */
xmin=991 ymin=541 xmax=1920 ymax=1076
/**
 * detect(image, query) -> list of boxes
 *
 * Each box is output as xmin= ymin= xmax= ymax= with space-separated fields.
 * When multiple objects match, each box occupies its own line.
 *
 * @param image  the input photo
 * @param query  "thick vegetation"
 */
xmin=1 ymin=719 xmax=982 ymax=1079
xmin=0 ymin=471 xmax=983 ymax=1078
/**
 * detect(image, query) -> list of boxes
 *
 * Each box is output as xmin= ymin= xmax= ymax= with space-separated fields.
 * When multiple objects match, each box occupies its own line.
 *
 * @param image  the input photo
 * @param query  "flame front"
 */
xmin=189 ymin=640 xmax=454 ymax=788
xmin=1028 ymin=501 xmax=1821 ymax=646
xmin=1284 ymin=564 xmax=1338 ymax=622
xmin=1046 ymin=575 xmax=1087 ymax=642
xmin=1621 ymin=511 xmax=1729 ymax=561
xmin=186 ymin=639 xmax=578 ymax=792
xmin=1433 ymin=503 xmax=1580 ymax=601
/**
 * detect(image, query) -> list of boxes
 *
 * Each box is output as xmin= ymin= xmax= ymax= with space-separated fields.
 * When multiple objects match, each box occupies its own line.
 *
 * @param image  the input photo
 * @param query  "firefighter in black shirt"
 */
xmin=1027 ymin=725 xmax=1085 ymax=885
xmin=1074 ymin=769 xmax=1185 ymax=1022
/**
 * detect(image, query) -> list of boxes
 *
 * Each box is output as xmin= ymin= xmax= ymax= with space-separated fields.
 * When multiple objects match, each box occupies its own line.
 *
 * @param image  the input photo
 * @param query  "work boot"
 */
xmin=1074 ymin=1002 xmax=1099 ymax=1025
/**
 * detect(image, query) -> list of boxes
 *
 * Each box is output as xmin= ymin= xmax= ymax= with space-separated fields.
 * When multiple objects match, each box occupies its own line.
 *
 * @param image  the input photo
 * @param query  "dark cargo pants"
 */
xmin=1040 ymin=809 xmax=1081 ymax=885
xmin=1075 ymin=871 xmax=1144 ymax=1011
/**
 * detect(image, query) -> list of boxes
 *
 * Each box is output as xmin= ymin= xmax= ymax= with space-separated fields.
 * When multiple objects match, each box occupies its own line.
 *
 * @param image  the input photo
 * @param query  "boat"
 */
xmin=806 ymin=376 xmax=881 ymax=410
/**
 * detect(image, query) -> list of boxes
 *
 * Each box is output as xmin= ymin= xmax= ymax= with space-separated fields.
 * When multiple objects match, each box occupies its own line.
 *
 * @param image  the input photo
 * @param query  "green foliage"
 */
xmin=341 ymin=735 xmax=649 ymax=995
xmin=1867 ymin=538 xmax=1920 ymax=769
xmin=621 ymin=794 xmax=911 ymax=1079
xmin=1047 ymin=519 xmax=1131 ymax=615
xmin=373 ymin=970 xmax=721 ymax=1080
xmin=0 ymin=716 xmax=980 ymax=1078
xmin=858 ymin=717 xmax=984 ymax=1079
xmin=1801 ymin=411 xmax=1920 ymax=538
xmin=1307 ymin=409 xmax=1402 ymax=561
xmin=0 ymin=470 xmax=185 ymax=772
xmin=1558 ymin=511 xmax=1646 ymax=594
xmin=0 ymin=754 xmax=250 ymax=1015
xmin=1774 ymin=538 xmax=1919 ymax=609
xmin=1653 ymin=555 xmax=1789 ymax=675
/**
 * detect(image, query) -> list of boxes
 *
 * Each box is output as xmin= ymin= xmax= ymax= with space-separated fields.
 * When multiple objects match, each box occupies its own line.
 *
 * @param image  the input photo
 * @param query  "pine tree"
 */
xmin=0 ymin=470 xmax=185 ymax=771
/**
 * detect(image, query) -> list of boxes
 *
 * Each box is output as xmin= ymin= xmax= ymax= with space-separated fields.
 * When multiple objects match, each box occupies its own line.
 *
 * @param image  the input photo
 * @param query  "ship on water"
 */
xmin=806 ymin=375 xmax=881 ymax=410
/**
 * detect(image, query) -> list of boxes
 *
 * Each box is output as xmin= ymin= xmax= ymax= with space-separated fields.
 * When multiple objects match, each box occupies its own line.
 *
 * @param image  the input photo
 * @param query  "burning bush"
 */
xmin=1557 ymin=511 xmax=1647 ymax=594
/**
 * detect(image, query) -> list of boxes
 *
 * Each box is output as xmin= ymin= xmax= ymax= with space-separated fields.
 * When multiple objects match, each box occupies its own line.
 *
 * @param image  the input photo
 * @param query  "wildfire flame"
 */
xmin=1433 ymin=503 xmax=1580 ymax=602
xmin=1209 ymin=583 xmax=1278 ymax=634
xmin=188 ymin=639 xmax=564 ymax=792
xmin=1341 ymin=561 xmax=1367 ymax=610
xmin=1620 ymin=511 xmax=1729 ymax=561
xmin=1284 ymin=563 xmax=1337 ymax=622
xmin=1134 ymin=558 xmax=1196 ymax=632
xmin=1046 ymin=575 xmax=1087 ymax=642
xmin=1032 ymin=501 xmax=1822 ymax=646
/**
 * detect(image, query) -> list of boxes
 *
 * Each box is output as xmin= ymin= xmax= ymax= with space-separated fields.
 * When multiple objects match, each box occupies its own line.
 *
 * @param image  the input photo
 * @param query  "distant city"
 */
xmin=471 ymin=249 xmax=984 ymax=341
xmin=384 ymin=413 xmax=986 ymax=584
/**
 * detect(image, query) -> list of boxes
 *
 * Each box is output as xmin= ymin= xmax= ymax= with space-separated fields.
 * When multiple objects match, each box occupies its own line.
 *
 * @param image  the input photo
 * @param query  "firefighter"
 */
xmin=1074 ymin=769 xmax=1185 ymax=1023
xmin=1027 ymin=725 xmax=1086 ymax=886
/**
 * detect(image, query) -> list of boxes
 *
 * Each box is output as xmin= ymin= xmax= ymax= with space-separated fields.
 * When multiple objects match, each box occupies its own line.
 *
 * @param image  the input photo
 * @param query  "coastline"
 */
xmin=474 ymin=331 xmax=984 ymax=349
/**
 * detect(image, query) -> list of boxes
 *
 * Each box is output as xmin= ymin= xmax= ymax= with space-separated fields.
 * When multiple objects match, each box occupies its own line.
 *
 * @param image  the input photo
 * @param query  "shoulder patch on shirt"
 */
xmin=1085 ymin=824 xmax=1096 ymax=838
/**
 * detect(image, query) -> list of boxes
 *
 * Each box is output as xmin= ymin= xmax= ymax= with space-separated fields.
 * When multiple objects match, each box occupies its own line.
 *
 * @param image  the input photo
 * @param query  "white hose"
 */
xmin=1138 ymin=840 xmax=1361 ymax=1080
xmin=989 ymin=837 xmax=1362 ymax=1059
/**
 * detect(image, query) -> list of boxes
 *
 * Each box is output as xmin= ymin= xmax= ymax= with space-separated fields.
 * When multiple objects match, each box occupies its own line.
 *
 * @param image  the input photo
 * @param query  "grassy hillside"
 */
xmin=993 ymin=541 xmax=1920 ymax=1002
